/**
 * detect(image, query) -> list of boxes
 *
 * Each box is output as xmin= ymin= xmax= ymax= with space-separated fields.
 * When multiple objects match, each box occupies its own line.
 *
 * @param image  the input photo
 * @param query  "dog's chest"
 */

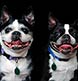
xmin=49 ymin=54 xmax=77 ymax=81
xmin=0 ymin=55 xmax=32 ymax=81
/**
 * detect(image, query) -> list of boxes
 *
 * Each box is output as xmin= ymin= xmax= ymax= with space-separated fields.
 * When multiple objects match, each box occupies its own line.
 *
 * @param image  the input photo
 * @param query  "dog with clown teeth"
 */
xmin=41 ymin=13 xmax=78 ymax=81
xmin=0 ymin=5 xmax=35 ymax=81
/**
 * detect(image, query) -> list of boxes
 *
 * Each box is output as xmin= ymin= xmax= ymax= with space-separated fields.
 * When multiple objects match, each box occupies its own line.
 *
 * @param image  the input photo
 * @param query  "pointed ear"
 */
xmin=48 ymin=12 xmax=57 ymax=30
xmin=23 ymin=6 xmax=35 ymax=25
xmin=25 ymin=11 xmax=35 ymax=25
xmin=0 ymin=5 xmax=10 ymax=25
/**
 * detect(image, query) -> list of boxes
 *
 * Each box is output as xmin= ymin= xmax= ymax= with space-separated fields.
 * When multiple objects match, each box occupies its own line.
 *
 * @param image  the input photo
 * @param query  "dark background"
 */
xmin=0 ymin=0 xmax=78 ymax=81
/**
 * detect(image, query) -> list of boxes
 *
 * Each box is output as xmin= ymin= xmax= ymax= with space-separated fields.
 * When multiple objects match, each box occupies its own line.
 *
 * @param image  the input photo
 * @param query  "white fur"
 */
xmin=49 ymin=48 xmax=77 ymax=81
xmin=0 ymin=19 xmax=33 ymax=81
xmin=0 ymin=19 xmax=33 ymax=57
xmin=1 ymin=20 xmax=33 ymax=43
xmin=64 ymin=24 xmax=69 ymax=34
xmin=0 ymin=55 xmax=32 ymax=81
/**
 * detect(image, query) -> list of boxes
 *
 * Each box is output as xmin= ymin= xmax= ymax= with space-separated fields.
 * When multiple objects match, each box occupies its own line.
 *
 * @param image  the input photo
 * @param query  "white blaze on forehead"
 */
xmin=8 ymin=19 xmax=26 ymax=29
xmin=12 ymin=19 xmax=19 ymax=27
xmin=63 ymin=24 xmax=76 ymax=44
xmin=57 ymin=24 xmax=76 ymax=44
xmin=64 ymin=24 xmax=70 ymax=34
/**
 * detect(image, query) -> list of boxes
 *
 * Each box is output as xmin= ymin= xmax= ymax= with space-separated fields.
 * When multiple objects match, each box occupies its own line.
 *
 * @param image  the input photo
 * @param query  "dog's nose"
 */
xmin=12 ymin=31 xmax=21 ymax=41
xmin=12 ymin=31 xmax=21 ymax=36
xmin=62 ymin=34 xmax=71 ymax=43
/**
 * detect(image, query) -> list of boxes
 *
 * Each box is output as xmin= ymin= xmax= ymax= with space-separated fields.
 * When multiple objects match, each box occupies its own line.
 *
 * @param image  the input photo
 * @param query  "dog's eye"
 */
xmin=21 ymin=28 xmax=29 ymax=34
xmin=54 ymin=29 xmax=64 ymax=37
xmin=5 ymin=28 xmax=12 ymax=33
xmin=69 ymin=29 xmax=76 ymax=36
xmin=69 ymin=28 xmax=74 ymax=33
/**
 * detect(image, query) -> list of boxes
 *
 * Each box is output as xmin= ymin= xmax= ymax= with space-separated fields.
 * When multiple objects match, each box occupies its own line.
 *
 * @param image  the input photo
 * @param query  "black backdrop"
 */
xmin=0 ymin=0 xmax=78 ymax=81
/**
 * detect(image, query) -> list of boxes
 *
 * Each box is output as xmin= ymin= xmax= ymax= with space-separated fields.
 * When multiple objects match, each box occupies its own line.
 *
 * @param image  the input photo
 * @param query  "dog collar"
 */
xmin=0 ymin=47 xmax=27 ymax=60
xmin=0 ymin=47 xmax=28 ymax=75
xmin=48 ymin=45 xmax=70 ymax=61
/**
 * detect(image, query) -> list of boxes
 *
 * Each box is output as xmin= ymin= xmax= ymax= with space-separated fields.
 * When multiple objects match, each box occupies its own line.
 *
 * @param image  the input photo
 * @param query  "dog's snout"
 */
xmin=12 ymin=31 xmax=21 ymax=36
xmin=62 ymin=34 xmax=70 ymax=39
xmin=12 ymin=31 xmax=21 ymax=41
xmin=62 ymin=34 xmax=70 ymax=43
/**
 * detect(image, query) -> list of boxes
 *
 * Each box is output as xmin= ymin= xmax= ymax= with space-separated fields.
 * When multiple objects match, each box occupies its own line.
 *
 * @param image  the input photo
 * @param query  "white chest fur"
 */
xmin=0 ymin=55 xmax=32 ymax=81
xmin=49 ymin=54 xmax=77 ymax=81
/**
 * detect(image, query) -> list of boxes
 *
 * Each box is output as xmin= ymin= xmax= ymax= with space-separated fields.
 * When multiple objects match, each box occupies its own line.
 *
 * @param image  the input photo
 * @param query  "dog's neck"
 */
xmin=48 ymin=45 xmax=77 ymax=61
xmin=0 ymin=46 xmax=30 ymax=60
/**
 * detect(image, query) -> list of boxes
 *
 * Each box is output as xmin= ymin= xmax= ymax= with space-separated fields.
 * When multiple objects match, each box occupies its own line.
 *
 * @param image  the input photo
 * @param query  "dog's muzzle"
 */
xmin=51 ymin=42 xmax=78 ymax=55
xmin=11 ymin=31 xmax=21 ymax=41
xmin=61 ymin=34 xmax=71 ymax=44
xmin=2 ymin=31 xmax=31 ymax=50
xmin=3 ymin=40 xmax=31 ymax=50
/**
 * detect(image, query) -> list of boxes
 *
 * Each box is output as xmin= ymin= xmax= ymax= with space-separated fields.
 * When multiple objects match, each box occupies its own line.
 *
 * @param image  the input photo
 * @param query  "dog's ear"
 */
xmin=48 ymin=12 xmax=58 ymax=30
xmin=0 ymin=5 xmax=10 ymax=25
xmin=23 ymin=6 xmax=35 ymax=26
xmin=48 ymin=13 xmax=57 ymax=29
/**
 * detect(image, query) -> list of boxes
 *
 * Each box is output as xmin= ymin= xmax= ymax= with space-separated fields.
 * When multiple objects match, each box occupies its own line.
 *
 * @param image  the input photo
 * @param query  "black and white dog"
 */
xmin=0 ymin=6 xmax=35 ymax=81
xmin=41 ymin=14 xmax=78 ymax=81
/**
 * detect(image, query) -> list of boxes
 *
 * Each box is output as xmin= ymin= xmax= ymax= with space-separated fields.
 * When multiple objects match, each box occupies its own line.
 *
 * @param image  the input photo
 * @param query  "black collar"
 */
xmin=0 ymin=47 xmax=27 ymax=60
xmin=1 ymin=52 xmax=26 ymax=60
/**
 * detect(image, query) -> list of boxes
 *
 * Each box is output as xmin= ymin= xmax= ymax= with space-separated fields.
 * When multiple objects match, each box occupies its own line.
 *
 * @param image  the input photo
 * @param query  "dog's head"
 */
xmin=0 ymin=6 xmax=35 ymax=57
xmin=48 ymin=13 xmax=78 ymax=58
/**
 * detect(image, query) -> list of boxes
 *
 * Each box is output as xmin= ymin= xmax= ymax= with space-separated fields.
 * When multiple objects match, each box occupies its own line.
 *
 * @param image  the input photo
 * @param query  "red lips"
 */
xmin=59 ymin=44 xmax=73 ymax=50
xmin=58 ymin=44 xmax=78 ymax=53
xmin=11 ymin=40 xmax=22 ymax=45
xmin=3 ymin=40 xmax=31 ymax=49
